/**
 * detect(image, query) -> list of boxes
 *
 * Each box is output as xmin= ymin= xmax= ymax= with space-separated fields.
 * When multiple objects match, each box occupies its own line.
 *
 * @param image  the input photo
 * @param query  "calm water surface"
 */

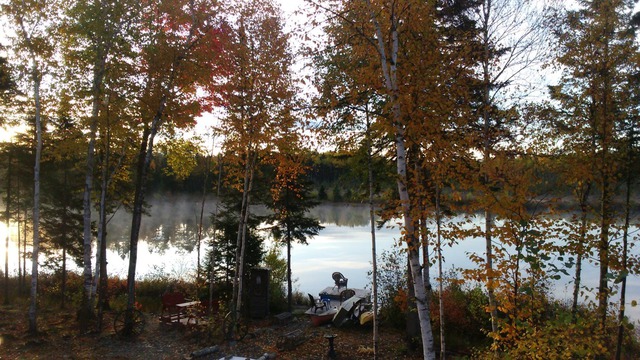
xmin=3 ymin=196 xmax=639 ymax=322
xmin=102 ymin=197 xmax=640 ymax=322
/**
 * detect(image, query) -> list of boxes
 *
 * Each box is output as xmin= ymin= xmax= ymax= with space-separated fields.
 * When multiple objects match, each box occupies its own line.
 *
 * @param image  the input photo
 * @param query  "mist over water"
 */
xmin=103 ymin=198 xmax=390 ymax=284
xmin=2 ymin=194 xmax=638 ymax=322
xmin=99 ymin=195 xmax=640 ymax=322
xmin=104 ymin=197 xmax=376 ymax=258
xmin=109 ymin=197 xmax=640 ymax=321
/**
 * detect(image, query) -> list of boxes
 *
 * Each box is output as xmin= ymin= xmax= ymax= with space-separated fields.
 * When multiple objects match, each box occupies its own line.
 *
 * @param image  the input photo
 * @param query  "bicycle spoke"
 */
xmin=114 ymin=309 xmax=146 ymax=338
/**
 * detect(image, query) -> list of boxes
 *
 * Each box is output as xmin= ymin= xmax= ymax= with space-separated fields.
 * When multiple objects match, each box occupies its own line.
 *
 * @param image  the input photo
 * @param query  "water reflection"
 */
xmin=308 ymin=203 xmax=373 ymax=226
xmin=2 ymin=195 xmax=638 ymax=322
xmin=105 ymin=199 xmax=378 ymax=253
xmin=107 ymin=195 xmax=219 ymax=256
xmin=101 ymin=198 xmax=640 ymax=322
xmin=102 ymin=198 xmax=394 ymax=291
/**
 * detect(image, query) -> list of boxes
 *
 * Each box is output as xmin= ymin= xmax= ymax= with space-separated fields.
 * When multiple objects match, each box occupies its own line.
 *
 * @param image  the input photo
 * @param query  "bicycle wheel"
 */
xmin=114 ymin=309 xmax=146 ymax=337
xmin=222 ymin=311 xmax=248 ymax=341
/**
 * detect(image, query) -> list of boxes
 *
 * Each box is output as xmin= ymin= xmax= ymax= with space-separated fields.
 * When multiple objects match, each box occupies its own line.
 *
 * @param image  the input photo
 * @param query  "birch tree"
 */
xmin=471 ymin=0 xmax=553 ymax=335
xmin=363 ymin=0 xmax=435 ymax=356
xmin=122 ymin=0 xmax=227 ymax=333
xmin=1 ymin=0 xmax=60 ymax=334
xmin=310 ymin=13 xmax=387 ymax=355
xmin=550 ymin=0 xmax=637 ymax=331
xmin=307 ymin=0 xmax=483 ymax=356
xmin=218 ymin=0 xmax=296 ymax=321
xmin=94 ymin=86 xmax=138 ymax=329
xmin=61 ymin=0 xmax=140 ymax=325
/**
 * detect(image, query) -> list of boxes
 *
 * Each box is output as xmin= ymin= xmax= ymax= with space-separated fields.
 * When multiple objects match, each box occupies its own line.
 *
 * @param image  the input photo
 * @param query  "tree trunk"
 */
xmin=597 ymin=26 xmax=614 ymax=332
xmin=366 ymin=106 xmax=379 ymax=359
xmin=81 ymin=51 xmax=108 ymax=325
xmin=417 ymin=159 xmax=431 ymax=298
xmin=197 ymin=167 xmax=207 ymax=283
xmin=17 ymin=179 xmax=22 ymax=295
xmin=435 ymin=182 xmax=445 ymax=359
xmin=28 ymin=62 xmax=43 ymax=335
xmin=4 ymin=151 xmax=11 ymax=305
xmin=238 ymin=158 xmax=255 ymax=312
xmin=365 ymin=1 xmax=435 ymax=357
xmin=480 ymin=0 xmax=499 ymax=336
xmin=484 ymin=211 xmax=499 ymax=335
xmin=61 ymin=248 xmax=67 ymax=309
xmin=125 ymin=131 xmax=155 ymax=334
xmin=405 ymin=256 xmax=420 ymax=349
xmin=61 ymin=168 xmax=70 ymax=311
xmin=598 ymin=154 xmax=611 ymax=332
xmin=87 ymin=0 xmax=123 ymax=312
xmin=615 ymin=134 xmax=634 ymax=359
xmin=233 ymin=158 xmax=251 ymax=315
xmin=421 ymin=217 xmax=430 ymax=296
xmin=572 ymin=182 xmax=591 ymax=321
xmin=286 ymin=234 xmax=292 ymax=313
xmin=80 ymin=19 xmax=112 ymax=331
xmin=209 ymin=153 xmax=222 ymax=314
xmin=233 ymin=151 xmax=256 ymax=322
xmin=127 ymin=133 xmax=149 ymax=317
xmin=97 ymin=207 xmax=109 ymax=326
xmin=597 ymin=180 xmax=612 ymax=327
xmin=198 ymin=146 xmax=218 ymax=288
xmin=95 ymin=127 xmax=111 ymax=329
xmin=126 ymin=96 xmax=166 ymax=330
xmin=22 ymin=204 xmax=27 ymax=294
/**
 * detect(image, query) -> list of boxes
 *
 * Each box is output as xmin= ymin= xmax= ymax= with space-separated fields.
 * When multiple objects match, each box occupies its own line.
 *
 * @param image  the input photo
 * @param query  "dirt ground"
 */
xmin=0 ymin=305 xmax=420 ymax=359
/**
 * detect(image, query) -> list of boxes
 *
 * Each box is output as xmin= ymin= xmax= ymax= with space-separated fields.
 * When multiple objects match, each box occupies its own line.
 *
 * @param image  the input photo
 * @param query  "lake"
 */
xmin=102 ymin=200 xmax=404 ymax=294
xmin=103 ymin=197 xmax=640 ymax=323
xmin=2 ymin=196 xmax=639 ymax=322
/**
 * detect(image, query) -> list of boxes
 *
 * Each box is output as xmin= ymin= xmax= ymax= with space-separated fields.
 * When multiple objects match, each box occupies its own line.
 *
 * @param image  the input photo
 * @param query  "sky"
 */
xmin=189 ymin=0 xmax=314 ymax=146
xmin=276 ymin=0 xmax=303 ymax=14
xmin=0 ymin=0 xmax=309 ymax=144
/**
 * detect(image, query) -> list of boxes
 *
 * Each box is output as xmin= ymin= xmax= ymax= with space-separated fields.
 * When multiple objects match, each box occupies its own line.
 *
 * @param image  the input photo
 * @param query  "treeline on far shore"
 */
xmin=144 ymin=150 xmax=639 ymax=210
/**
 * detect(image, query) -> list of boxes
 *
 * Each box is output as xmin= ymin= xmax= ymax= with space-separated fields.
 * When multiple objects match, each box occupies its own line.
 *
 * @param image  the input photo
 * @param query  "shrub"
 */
xmin=262 ymin=245 xmax=290 ymax=313
xmin=431 ymin=280 xmax=491 ymax=350
xmin=369 ymin=245 xmax=408 ymax=329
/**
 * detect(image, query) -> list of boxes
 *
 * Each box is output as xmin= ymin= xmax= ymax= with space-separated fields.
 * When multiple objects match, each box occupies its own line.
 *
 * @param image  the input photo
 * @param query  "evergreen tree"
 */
xmin=208 ymin=189 xmax=265 ymax=303
xmin=267 ymin=160 xmax=323 ymax=312
xmin=0 ymin=54 xmax=16 ymax=116
xmin=40 ymin=106 xmax=85 ymax=309
xmin=549 ymin=0 xmax=638 ymax=331
xmin=40 ymin=166 xmax=84 ymax=307
xmin=317 ymin=185 xmax=327 ymax=201
xmin=332 ymin=185 xmax=342 ymax=202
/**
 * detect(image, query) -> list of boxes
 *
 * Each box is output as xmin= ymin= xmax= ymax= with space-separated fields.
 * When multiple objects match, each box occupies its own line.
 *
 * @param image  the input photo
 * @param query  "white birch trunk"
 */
xmin=83 ymin=5 xmax=112 ymax=308
xmin=365 ymin=1 xmax=435 ymax=358
xmin=234 ymin=151 xmax=256 ymax=317
xmin=435 ymin=182 xmax=445 ymax=360
xmin=366 ymin=110 xmax=379 ymax=358
xmin=81 ymin=64 xmax=100 ymax=308
xmin=28 ymin=61 xmax=43 ymax=334
xmin=4 ymin=153 xmax=10 ymax=305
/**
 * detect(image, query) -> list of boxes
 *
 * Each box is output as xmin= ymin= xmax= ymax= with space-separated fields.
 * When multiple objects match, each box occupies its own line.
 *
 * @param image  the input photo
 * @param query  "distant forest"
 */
xmin=3 ymin=0 xmax=640 ymax=358
xmin=145 ymin=150 xmax=398 ymax=203
xmin=144 ymin=149 xmax=638 ymax=208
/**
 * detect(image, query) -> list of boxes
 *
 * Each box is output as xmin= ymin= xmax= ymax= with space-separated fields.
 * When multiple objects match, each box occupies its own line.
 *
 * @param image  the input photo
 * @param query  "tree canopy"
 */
xmin=1 ymin=0 xmax=640 ymax=357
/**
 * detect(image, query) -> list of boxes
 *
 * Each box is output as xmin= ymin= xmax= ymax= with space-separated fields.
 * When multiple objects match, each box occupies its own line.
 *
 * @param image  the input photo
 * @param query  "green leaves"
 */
xmin=161 ymin=139 xmax=199 ymax=181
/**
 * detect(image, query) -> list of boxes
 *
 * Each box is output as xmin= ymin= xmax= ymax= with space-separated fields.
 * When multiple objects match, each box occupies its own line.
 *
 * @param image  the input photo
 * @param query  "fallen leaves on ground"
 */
xmin=0 ymin=305 xmax=419 ymax=359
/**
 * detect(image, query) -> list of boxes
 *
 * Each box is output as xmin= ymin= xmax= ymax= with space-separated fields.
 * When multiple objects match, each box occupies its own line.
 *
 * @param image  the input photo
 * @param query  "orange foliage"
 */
xmin=393 ymin=288 xmax=409 ymax=312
